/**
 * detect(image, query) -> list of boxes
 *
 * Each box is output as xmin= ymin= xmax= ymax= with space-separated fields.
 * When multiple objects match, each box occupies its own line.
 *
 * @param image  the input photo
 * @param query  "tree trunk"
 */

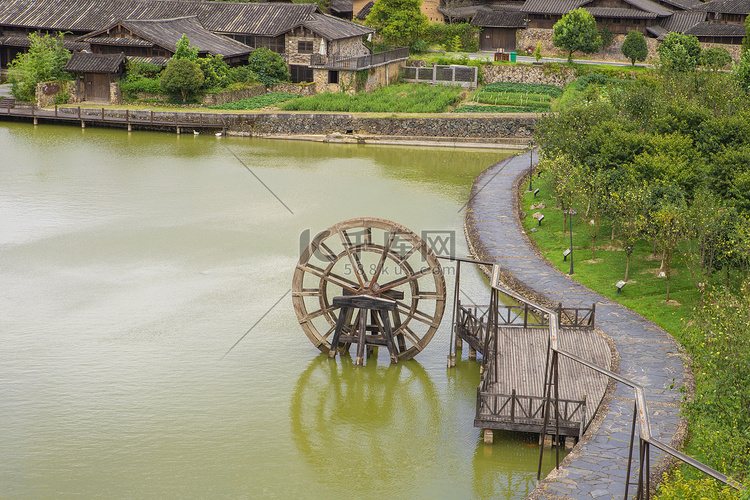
xmin=625 ymin=253 xmax=630 ymax=282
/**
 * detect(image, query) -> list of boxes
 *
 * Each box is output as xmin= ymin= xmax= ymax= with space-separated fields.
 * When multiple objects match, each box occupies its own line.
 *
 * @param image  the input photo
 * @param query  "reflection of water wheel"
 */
xmin=292 ymin=217 xmax=446 ymax=362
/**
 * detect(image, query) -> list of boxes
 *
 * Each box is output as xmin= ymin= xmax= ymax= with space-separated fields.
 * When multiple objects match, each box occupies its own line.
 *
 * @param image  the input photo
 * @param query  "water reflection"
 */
xmin=290 ymin=354 xmax=440 ymax=492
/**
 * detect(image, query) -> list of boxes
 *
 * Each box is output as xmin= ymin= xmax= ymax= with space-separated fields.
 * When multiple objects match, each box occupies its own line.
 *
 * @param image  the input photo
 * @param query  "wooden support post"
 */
xmin=176 ymin=126 xmax=180 ymax=135
xmin=101 ymin=108 xmax=104 ymax=121
xmin=33 ymin=117 xmax=38 ymax=126
xmin=483 ymin=429 xmax=494 ymax=444
xmin=468 ymin=347 xmax=477 ymax=361
xmin=150 ymin=110 xmax=154 ymax=124
xmin=456 ymin=337 xmax=463 ymax=349
xmin=81 ymin=120 xmax=85 ymax=129
xmin=355 ymin=307 xmax=367 ymax=366
xmin=55 ymin=105 xmax=58 ymax=118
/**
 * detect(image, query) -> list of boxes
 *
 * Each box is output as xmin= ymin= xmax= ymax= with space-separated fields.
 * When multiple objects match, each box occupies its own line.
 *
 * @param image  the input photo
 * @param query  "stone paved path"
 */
xmin=466 ymin=153 xmax=689 ymax=499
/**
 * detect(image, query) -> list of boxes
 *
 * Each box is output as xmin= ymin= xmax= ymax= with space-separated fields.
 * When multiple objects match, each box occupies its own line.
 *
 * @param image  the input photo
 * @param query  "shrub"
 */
xmin=621 ymin=30 xmax=648 ymax=66
xmin=198 ymin=54 xmax=230 ymax=90
xmin=247 ymin=47 xmax=290 ymax=86
xmin=119 ymin=77 xmax=162 ymax=100
xmin=209 ymin=92 xmax=300 ymax=110
xmin=700 ymin=46 xmax=732 ymax=70
xmin=227 ymin=65 xmax=259 ymax=84
xmin=160 ymin=58 xmax=204 ymax=102
xmin=9 ymin=32 xmax=71 ymax=101
xmin=423 ymin=23 xmax=480 ymax=53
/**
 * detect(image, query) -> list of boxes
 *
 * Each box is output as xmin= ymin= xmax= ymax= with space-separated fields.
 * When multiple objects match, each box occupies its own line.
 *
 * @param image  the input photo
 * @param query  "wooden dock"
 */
xmin=0 ymin=103 xmax=227 ymax=133
xmin=456 ymin=298 xmax=610 ymax=442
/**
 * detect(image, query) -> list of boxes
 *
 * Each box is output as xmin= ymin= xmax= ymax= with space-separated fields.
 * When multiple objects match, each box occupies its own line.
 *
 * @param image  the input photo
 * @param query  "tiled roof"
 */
xmin=587 ymin=7 xmax=658 ymax=18
xmin=0 ymin=34 xmax=90 ymax=50
xmin=83 ymin=36 xmax=153 ymax=46
xmin=63 ymin=50 xmax=125 ymax=72
xmin=520 ymin=0 xmax=587 ymax=15
xmin=619 ymin=0 xmax=674 ymax=16
xmin=126 ymin=55 xmax=169 ymax=66
xmin=0 ymin=0 xmax=368 ymax=40
xmin=658 ymin=10 xmax=705 ymax=32
xmin=330 ymin=0 xmax=353 ymax=14
xmin=685 ymin=21 xmax=748 ymax=35
xmin=355 ymin=1 xmax=373 ymax=19
xmin=303 ymin=12 xmax=373 ymax=40
xmin=694 ymin=0 xmax=750 ymax=14
xmin=646 ymin=24 xmax=669 ymax=38
xmin=80 ymin=16 xmax=251 ymax=57
xmin=658 ymin=0 xmax=700 ymax=11
xmin=471 ymin=10 xmax=527 ymax=27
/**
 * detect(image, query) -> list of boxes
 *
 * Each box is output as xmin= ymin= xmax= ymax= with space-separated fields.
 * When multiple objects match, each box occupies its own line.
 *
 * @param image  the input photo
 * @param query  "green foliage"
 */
xmin=247 ymin=47 xmax=290 ymax=86
xmin=119 ymin=77 xmax=162 ymax=100
xmin=208 ymin=92 xmax=300 ymax=110
xmin=656 ymin=470 xmax=743 ymax=500
xmin=365 ymin=0 xmax=429 ymax=46
xmin=160 ymin=58 xmax=205 ymax=102
xmin=8 ymin=32 xmax=71 ymax=101
xmin=534 ymin=42 xmax=543 ymax=62
xmin=446 ymin=34 xmax=462 ymax=52
xmin=409 ymin=38 xmax=430 ymax=54
xmin=621 ymin=30 xmax=648 ymax=66
xmin=423 ymin=22 xmax=480 ymax=52
xmin=125 ymin=59 xmax=163 ymax=80
xmin=480 ymin=82 xmax=563 ymax=97
xmin=451 ymin=105 xmax=549 ymax=113
xmin=227 ymin=65 xmax=259 ymax=84
xmin=281 ymin=83 xmax=462 ymax=113
xmin=598 ymin=25 xmax=613 ymax=48
xmin=174 ymin=34 xmax=199 ymax=62
xmin=197 ymin=54 xmax=230 ymax=90
xmin=700 ymin=46 xmax=732 ymax=70
xmin=658 ymin=33 xmax=702 ymax=73
xmin=744 ymin=14 xmax=750 ymax=54
xmin=552 ymin=8 xmax=602 ymax=63
xmin=734 ymin=50 xmax=750 ymax=94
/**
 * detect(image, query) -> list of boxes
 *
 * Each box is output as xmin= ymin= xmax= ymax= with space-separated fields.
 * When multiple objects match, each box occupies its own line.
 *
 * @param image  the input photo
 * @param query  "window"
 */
xmin=328 ymin=70 xmax=339 ymax=84
xmin=290 ymin=64 xmax=313 ymax=83
xmin=256 ymin=36 xmax=285 ymax=54
xmin=298 ymin=40 xmax=313 ymax=54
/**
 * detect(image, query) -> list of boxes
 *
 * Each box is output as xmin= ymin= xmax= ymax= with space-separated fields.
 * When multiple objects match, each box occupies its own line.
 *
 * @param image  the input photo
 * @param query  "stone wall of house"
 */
xmin=285 ymin=26 xmax=319 ymax=66
xmin=362 ymin=60 xmax=406 ymax=92
xmin=329 ymin=37 xmax=370 ymax=58
xmin=200 ymin=84 xmax=266 ymax=106
xmin=700 ymin=41 xmax=743 ymax=60
xmin=312 ymin=68 xmax=350 ymax=93
xmin=231 ymin=112 xmax=536 ymax=139
xmin=110 ymin=82 xmax=121 ymax=105
xmin=517 ymin=28 xmax=660 ymax=64
xmin=481 ymin=64 xmax=578 ymax=88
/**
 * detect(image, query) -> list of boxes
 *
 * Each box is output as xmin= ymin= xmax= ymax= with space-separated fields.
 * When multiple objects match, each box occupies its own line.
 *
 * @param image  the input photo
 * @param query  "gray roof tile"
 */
xmin=63 ymin=51 xmax=125 ymax=72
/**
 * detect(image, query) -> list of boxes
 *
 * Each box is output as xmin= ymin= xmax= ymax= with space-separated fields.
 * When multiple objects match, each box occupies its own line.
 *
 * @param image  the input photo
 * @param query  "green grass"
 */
xmin=280 ymin=84 xmax=463 ymax=113
xmin=208 ymin=92 xmax=299 ymax=110
xmin=520 ymin=174 xmax=699 ymax=335
xmin=479 ymin=82 xmax=563 ymax=98
xmin=451 ymin=105 xmax=548 ymax=113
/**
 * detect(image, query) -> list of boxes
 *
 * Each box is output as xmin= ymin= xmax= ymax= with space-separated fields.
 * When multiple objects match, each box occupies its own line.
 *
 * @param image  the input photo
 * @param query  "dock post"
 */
xmin=483 ymin=429 xmax=494 ymax=444
xmin=176 ymin=126 xmax=180 ymax=135
xmin=55 ymin=105 xmax=58 ymax=118
xmin=468 ymin=347 xmax=476 ymax=361
xmin=81 ymin=121 xmax=85 ymax=129
xmin=33 ymin=117 xmax=38 ymax=125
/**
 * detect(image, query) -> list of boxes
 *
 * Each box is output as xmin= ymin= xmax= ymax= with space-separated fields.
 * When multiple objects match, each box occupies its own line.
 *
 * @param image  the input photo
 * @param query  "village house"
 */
xmin=0 ymin=0 xmax=379 ymax=87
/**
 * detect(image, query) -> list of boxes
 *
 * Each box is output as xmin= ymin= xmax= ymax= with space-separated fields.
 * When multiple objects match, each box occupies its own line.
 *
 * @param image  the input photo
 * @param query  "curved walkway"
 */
xmin=466 ymin=153 xmax=689 ymax=499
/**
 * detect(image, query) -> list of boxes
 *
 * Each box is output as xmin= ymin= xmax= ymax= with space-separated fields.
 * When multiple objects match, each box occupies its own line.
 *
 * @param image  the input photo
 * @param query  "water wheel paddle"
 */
xmin=292 ymin=217 xmax=446 ymax=362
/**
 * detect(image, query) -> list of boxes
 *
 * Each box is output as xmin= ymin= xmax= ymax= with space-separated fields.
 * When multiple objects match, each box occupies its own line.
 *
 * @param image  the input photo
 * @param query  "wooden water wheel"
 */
xmin=292 ymin=217 xmax=446 ymax=362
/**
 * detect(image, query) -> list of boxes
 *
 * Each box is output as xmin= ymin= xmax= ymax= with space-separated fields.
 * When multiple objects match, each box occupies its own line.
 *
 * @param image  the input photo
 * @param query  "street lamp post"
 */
xmin=568 ymin=209 xmax=577 ymax=275
xmin=528 ymin=141 xmax=534 ymax=192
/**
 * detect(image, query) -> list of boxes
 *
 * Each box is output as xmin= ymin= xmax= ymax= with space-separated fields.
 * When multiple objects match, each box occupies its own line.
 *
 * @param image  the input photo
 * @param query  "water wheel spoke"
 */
xmin=398 ymin=325 xmax=422 ymax=348
xmin=321 ymin=325 xmax=336 ymax=340
xmin=395 ymin=301 xmax=438 ymax=328
xmin=378 ymin=266 xmax=433 ymax=293
xmin=337 ymin=228 xmax=367 ymax=287
xmin=297 ymin=264 xmax=359 ymax=293
xmin=369 ymin=231 xmax=397 ymax=286
xmin=292 ymin=288 xmax=320 ymax=297
xmin=398 ymin=239 xmax=423 ymax=264
xmin=317 ymin=241 xmax=338 ymax=263
xmin=306 ymin=304 xmax=338 ymax=320
xmin=412 ymin=292 xmax=441 ymax=300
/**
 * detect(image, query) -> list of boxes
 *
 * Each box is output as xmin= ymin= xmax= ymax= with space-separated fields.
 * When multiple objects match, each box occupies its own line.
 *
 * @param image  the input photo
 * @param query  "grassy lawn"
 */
xmin=520 ymin=172 xmax=698 ymax=335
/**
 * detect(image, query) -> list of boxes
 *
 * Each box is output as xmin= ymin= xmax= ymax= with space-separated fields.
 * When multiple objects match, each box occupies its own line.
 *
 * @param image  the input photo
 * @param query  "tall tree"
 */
xmin=8 ymin=32 xmax=71 ymax=101
xmin=365 ymin=0 xmax=429 ymax=47
xmin=174 ymin=34 xmax=199 ymax=62
xmin=621 ymin=30 xmax=648 ymax=66
xmin=658 ymin=32 xmax=701 ymax=73
xmin=552 ymin=8 xmax=602 ymax=63
xmin=160 ymin=58 xmax=204 ymax=102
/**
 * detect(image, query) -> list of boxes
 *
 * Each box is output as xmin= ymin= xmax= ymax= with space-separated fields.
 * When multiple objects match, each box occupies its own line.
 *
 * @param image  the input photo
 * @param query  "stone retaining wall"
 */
xmin=201 ymin=84 xmax=266 ymax=106
xmin=518 ymin=28 xmax=660 ymax=64
xmin=481 ymin=64 xmax=577 ymax=88
xmin=231 ymin=112 xmax=536 ymax=139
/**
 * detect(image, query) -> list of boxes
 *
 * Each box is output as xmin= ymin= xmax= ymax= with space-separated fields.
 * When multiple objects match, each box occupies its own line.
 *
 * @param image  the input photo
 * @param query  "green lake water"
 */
xmin=0 ymin=122 xmax=559 ymax=498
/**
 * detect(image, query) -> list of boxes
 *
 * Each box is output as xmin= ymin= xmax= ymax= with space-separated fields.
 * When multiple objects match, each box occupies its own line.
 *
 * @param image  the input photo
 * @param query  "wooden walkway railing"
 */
xmin=0 ymin=104 xmax=228 ymax=132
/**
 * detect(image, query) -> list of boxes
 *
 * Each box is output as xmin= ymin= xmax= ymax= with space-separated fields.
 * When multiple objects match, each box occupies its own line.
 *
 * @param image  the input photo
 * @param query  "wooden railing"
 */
xmin=310 ymin=46 xmax=410 ymax=70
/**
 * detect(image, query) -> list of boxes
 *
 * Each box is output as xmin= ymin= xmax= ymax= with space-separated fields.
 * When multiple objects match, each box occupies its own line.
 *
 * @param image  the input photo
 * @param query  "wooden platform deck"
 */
xmin=475 ymin=326 xmax=610 ymax=436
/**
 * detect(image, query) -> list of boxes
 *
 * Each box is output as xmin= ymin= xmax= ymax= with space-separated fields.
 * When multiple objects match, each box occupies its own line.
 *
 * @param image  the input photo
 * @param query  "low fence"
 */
xmin=401 ymin=65 xmax=478 ymax=89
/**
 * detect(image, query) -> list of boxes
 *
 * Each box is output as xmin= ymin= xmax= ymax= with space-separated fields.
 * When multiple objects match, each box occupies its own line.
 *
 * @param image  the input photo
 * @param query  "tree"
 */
xmin=160 ymin=58 xmax=204 ymax=102
xmin=699 ymin=46 xmax=732 ymax=70
xmin=8 ymin=32 xmax=71 ymax=101
xmin=734 ymin=49 xmax=750 ymax=94
xmin=658 ymin=32 xmax=701 ymax=73
xmin=365 ymin=0 xmax=429 ymax=47
xmin=621 ymin=30 xmax=648 ymax=66
xmin=174 ymin=34 xmax=199 ymax=62
xmin=247 ymin=47 xmax=290 ymax=86
xmin=552 ymin=8 xmax=602 ymax=63
xmin=197 ymin=54 xmax=230 ymax=90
